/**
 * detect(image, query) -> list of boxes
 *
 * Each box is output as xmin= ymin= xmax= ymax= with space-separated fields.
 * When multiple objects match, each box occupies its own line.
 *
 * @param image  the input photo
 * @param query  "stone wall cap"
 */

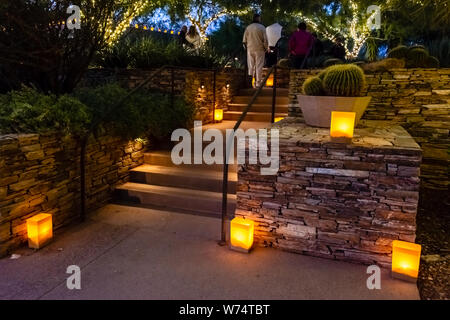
xmin=272 ymin=118 xmax=421 ymax=152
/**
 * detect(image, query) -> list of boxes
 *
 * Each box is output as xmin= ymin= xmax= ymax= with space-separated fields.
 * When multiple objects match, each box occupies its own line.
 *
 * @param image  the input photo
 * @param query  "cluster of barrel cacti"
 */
xmin=387 ymin=45 xmax=440 ymax=68
xmin=302 ymin=64 xmax=366 ymax=97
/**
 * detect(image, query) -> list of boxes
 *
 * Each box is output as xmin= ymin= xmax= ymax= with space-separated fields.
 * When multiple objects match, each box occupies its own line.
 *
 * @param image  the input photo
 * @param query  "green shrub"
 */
xmin=302 ymin=77 xmax=325 ymax=96
xmin=97 ymin=38 xmax=133 ymax=69
xmin=406 ymin=48 xmax=429 ymax=67
xmin=323 ymin=58 xmax=343 ymax=67
xmin=0 ymin=84 xmax=195 ymax=141
xmin=98 ymin=34 xmax=222 ymax=70
xmin=387 ymin=45 xmax=409 ymax=59
xmin=426 ymin=37 xmax=450 ymax=67
xmin=322 ymin=64 xmax=366 ymax=97
xmin=0 ymin=87 xmax=89 ymax=134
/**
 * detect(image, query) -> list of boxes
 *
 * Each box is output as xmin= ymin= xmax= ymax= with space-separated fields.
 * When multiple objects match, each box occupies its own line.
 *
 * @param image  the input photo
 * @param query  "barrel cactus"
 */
xmin=406 ymin=48 xmax=429 ymax=67
xmin=387 ymin=45 xmax=408 ymax=59
xmin=302 ymin=76 xmax=325 ymax=96
xmin=425 ymin=56 xmax=440 ymax=68
xmin=317 ymin=70 xmax=327 ymax=80
xmin=409 ymin=44 xmax=426 ymax=51
xmin=323 ymin=58 xmax=343 ymax=67
xmin=323 ymin=64 xmax=366 ymax=97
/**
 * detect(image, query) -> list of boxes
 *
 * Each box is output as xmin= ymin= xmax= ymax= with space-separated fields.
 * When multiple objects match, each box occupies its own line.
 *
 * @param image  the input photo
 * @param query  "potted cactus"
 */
xmin=298 ymin=64 xmax=371 ymax=128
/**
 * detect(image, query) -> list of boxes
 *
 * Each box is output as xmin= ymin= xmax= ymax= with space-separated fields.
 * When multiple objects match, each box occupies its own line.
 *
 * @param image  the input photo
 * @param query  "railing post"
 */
xmin=212 ymin=70 xmax=216 ymax=123
xmin=219 ymin=66 xmax=275 ymax=246
xmin=271 ymin=66 xmax=277 ymax=123
xmin=219 ymin=160 xmax=228 ymax=245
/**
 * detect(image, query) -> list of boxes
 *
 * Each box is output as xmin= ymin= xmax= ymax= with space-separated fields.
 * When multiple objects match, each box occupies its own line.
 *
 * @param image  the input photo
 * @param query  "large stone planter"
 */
xmin=297 ymin=95 xmax=372 ymax=128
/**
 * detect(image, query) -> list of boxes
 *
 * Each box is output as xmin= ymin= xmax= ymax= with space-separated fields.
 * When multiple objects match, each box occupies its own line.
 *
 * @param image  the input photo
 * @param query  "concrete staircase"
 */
xmin=114 ymin=88 xmax=282 ymax=217
xmin=114 ymin=149 xmax=238 ymax=217
xmin=224 ymin=87 xmax=289 ymax=122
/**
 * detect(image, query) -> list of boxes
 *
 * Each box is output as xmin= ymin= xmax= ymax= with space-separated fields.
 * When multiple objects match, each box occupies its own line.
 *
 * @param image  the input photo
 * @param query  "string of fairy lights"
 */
xmin=132 ymin=23 xmax=181 ymax=36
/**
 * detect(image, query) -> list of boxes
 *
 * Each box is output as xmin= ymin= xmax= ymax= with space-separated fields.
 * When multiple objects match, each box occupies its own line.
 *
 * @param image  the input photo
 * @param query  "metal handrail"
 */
xmin=114 ymin=45 xmax=244 ymax=115
xmin=219 ymin=64 xmax=278 ymax=245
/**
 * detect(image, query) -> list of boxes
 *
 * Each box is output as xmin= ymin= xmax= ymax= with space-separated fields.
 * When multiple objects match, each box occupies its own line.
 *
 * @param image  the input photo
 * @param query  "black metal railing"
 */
xmin=219 ymin=64 xmax=279 ymax=244
xmin=114 ymin=45 xmax=245 ymax=119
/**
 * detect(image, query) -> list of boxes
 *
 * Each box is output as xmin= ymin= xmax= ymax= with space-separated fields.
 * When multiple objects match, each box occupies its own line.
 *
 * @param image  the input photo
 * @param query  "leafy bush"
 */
xmin=0 ymin=87 xmax=89 ymax=134
xmin=97 ymin=34 xmax=222 ymax=70
xmin=426 ymin=37 xmax=450 ymax=67
xmin=0 ymin=84 xmax=195 ymax=141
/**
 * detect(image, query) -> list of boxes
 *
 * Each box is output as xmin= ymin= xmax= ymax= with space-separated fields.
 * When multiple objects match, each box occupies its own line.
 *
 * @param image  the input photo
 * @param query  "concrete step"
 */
xmin=228 ymin=103 xmax=289 ymax=113
xmin=224 ymin=111 xmax=288 ymax=122
xmin=232 ymin=96 xmax=289 ymax=105
xmin=144 ymin=151 xmax=238 ymax=172
xmin=115 ymin=182 xmax=236 ymax=217
xmin=239 ymin=88 xmax=289 ymax=97
xmin=130 ymin=164 xmax=237 ymax=194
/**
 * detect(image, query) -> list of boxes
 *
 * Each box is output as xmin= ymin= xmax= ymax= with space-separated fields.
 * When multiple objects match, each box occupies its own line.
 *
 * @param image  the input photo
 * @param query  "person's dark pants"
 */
xmin=290 ymin=54 xmax=306 ymax=69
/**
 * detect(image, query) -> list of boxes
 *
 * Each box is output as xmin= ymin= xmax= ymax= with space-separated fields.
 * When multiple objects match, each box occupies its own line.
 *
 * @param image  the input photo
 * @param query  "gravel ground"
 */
xmin=416 ymin=187 xmax=450 ymax=300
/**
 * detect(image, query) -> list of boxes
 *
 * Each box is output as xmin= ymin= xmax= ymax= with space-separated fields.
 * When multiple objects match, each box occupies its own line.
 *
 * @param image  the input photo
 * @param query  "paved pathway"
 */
xmin=0 ymin=204 xmax=419 ymax=299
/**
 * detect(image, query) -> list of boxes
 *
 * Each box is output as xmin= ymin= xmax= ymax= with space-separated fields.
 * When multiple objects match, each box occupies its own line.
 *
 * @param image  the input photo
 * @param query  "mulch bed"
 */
xmin=416 ymin=187 xmax=450 ymax=300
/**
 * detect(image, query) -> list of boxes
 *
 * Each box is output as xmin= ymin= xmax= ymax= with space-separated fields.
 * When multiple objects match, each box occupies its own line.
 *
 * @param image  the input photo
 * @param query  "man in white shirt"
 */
xmin=243 ymin=14 xmax=269 ymax=88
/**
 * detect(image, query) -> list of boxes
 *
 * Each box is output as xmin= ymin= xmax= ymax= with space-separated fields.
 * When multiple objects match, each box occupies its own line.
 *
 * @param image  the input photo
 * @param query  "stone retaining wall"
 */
xmin=288 ymin=68 xmax=450 ymax=189
xmin=236 ymin=118 xmax=422 ymax=267
xmin=0 ymin=133 xmax=144 ymax=256
xmin=261 ymin=67 xmax=290 ymax=88
xmin=184 ymin=69 xmax=244 ymax=123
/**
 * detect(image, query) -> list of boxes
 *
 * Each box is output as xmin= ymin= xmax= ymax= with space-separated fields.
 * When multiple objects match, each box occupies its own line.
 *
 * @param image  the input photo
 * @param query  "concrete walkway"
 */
xmin=0 ymin=204 xmax=419 ymax=300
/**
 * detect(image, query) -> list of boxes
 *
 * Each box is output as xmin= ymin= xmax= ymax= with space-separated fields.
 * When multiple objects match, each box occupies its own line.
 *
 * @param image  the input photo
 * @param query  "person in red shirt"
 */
xmin=289 ymin=22 xmax=315 ymax=69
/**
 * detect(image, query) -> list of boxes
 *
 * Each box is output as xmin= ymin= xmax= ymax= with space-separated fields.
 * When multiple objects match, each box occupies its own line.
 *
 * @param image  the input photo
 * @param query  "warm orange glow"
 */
xmin=135 ymin=24 xmax=139 ymax=29
xmin=214 ymin=109 xmax=223 ymax=122
xmin=230 ymin=217 xmax=254 ymax=252
xmin=252 ymin=75 xmax=274 ymax=87
xmin=392 ymin=240 xmax=421 ymax=281
xmin=274 ymin=117 xmax=284 ymax=123
xmin=26 ymin=213 xmax=53 ymax=249
xmin=151 ymin=27 xmax=154 ymax=31
xmin=330 ymin=111 xmax=356 ymax=139
xmin=143 ymin=25 xmax=147 ymax=30
xmin=266 ymin=74 xmax=274 ymax=87
xmin=170 ymin=30 xmax=174 ymax=34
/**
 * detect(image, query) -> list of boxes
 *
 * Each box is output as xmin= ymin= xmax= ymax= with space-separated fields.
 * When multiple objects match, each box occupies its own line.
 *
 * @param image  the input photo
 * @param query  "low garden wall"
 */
xmin=237 ymin=119 xmax=421 ymax=267
xmin=84 ymin=67 xmax=245 ymax=124
xmin=0 ymin=133 xmax=144 ymax=257
xmin=288 ymin=68 xmax=450 ymax=189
